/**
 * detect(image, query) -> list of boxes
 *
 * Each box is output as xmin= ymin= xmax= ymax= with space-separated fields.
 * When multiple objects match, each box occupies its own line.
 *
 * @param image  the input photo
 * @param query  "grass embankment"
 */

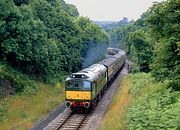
xmin=101 ymin=75 xmax=131 ymax=130
xmin=101 ymin=73 xmax=180 ymax=130
xmin=0 ymin=83 xmax=64 ymax=130
xmin=0 ymin=63 xmax=65 ymax=130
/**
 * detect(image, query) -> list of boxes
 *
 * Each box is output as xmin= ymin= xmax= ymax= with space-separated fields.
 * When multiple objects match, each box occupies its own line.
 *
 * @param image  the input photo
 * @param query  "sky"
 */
xmin=64 ymin=0 xmax=165 ymax=21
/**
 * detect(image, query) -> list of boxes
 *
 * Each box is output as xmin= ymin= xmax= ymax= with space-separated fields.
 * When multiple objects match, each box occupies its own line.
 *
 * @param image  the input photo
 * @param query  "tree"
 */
xmin=146 ymin=0 xmax=180 ymax=89
xmin=75 ymin=17 xmax=109 ymax=57
xmin=0 ymin=0 xmax=109 ymax=83
xmin=13 ymin=0 xmax=30 ymax=6
xmin=128 ymin=29 xmax=153 ymax=72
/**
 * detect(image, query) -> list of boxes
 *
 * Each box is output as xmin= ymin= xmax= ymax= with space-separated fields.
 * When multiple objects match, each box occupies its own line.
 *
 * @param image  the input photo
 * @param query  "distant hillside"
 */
xmin=94 ymin=17 xmax=130 ymax=30
xmin=94 ymin=21 xmax=118 ymax=27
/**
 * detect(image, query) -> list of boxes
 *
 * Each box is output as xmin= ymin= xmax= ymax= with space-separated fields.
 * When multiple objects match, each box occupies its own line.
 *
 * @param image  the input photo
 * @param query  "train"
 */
xmin=64 ymin=48 xmax=126 ymax=112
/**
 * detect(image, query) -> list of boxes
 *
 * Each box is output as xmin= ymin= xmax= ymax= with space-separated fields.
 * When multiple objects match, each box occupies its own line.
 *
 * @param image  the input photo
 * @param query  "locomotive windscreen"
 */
xmin=66 ymin=80 xmax=91 ymax=90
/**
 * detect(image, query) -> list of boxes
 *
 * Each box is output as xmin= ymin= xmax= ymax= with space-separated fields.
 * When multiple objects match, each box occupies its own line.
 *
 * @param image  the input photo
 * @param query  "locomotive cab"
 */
xmin=65 ymin=74 xmax=93 ymax=111
xmin=65 ymin=79 xmax=92 ymax=100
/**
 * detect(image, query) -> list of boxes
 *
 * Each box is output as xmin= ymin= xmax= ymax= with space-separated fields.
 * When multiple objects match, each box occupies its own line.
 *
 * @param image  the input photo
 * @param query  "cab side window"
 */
xmin=66 ymin=81 xmax=73 ymax=88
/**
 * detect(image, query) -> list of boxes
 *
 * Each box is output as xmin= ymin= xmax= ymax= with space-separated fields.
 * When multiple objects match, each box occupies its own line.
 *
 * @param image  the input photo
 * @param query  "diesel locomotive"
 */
xmin=65 ymin=48 xmax=126 ymax=111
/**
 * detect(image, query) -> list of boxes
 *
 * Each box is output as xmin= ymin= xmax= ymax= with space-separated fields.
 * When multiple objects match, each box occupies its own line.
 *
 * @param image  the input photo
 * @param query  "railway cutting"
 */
xmin=42 ymin=48 xmax=128 ymax=130
xmin=43 ymin=61 xmax=128 ymax=130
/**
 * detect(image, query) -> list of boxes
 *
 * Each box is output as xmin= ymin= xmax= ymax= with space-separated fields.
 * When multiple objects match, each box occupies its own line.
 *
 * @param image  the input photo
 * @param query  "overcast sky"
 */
xmin=64 ymin=0 xmax=165 ymax=21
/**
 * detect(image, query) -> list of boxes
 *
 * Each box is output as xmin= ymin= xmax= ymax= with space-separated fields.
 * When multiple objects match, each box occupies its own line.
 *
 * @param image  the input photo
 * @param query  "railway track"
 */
xmin=58 ymin=113 xmax=86 ymax=130
xmin=44 ymin=108 xmax=91 ymax=130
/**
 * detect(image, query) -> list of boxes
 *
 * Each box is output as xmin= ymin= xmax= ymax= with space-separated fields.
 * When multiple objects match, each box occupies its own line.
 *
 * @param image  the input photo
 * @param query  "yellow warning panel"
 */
xmin=66 ymin=91 xmax=91 ymax=100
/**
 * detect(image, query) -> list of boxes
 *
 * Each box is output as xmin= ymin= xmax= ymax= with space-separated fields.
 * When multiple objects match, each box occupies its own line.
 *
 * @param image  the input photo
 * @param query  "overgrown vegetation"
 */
xmin=127 ymin=73 xmax=180 ymax=130
xmin=102 ymin=0 xmax=179 ymax=129
xmin=0 ymin=0 xmax=109 ymax=127
xmin=105 ymin=0 xmax=179 ymax=90
xmin=0 ymin=0 xmax=109 ymax=84
xmin=102 ymin=73 xmax=180 ymax=130
xmin=0 ymin=82 xmax=64 ymax=129
xmin=101 ymin=76 xmax=131 ymax=130
xmin=0 ymin=62 xmax=38 ymax=97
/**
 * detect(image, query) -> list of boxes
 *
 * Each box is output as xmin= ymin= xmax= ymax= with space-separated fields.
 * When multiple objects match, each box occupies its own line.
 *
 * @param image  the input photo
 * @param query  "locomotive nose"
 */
xmin=65 ymin=101 xmax=71 ymax=108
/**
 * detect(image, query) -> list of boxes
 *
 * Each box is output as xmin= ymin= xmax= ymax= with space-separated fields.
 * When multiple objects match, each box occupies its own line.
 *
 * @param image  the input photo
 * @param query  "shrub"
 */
xmin=127 ymin=73 xmax=180 ymax=130
xmin=0 ymin=62 xmax=38 ymax=96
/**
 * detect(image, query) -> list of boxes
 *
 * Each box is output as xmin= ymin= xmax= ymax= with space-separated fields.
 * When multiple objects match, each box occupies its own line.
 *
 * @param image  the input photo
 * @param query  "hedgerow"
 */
xmin=127 ymin=73 xmax=180 ymax=130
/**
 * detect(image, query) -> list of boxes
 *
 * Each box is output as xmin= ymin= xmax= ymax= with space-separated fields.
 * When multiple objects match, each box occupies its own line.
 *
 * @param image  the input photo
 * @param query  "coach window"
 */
xmin=83 ymin=81 xmax=91 ymax=90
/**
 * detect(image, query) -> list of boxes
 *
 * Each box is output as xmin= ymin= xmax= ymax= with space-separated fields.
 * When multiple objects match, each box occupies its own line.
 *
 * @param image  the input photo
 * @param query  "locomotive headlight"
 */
xmin=84 ymin=102 xmax=90 ymax=108
xmin=65 ymin=101 xmax=71 ymax=108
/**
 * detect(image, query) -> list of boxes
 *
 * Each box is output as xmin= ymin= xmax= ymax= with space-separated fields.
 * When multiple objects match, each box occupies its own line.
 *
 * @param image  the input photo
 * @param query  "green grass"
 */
xmin=0 ymin=82 xmax=64 ymax=130
xmin=0 ymin=62 xmax=65 ymax=129
xmin=101 ymin=76 xmax=131 ymax=130
xmin=101 ymin=73 xmax=180 ymax=130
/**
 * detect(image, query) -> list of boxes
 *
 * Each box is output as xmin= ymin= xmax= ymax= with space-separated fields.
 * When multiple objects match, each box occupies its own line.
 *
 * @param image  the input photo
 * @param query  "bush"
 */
xmin=0 ymin=62 xmax=38 ymax=96
xmin=128 ymin=73 xmax=152 ymax=97
xmin=43 ymin=72 xmax=68 ymax=85
xmin=127 ymin=73 xmax=180 ymax=130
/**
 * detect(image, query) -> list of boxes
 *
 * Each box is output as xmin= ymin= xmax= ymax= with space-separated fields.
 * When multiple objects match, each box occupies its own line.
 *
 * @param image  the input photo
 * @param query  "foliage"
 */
xmin=102 ymin=73 xmax=180 ymax=130
xmin=101 ymin=1 xmax=180 ymax=129
xmin=0 ymin=82 xmax=64 ymax=129
xmin=0 ymin=62 xmax=38 ymax=96
xmin=101 ymin=76 xmax=131 ymax=130
xmin=13 ymin=0 xmax=30 ymax=6
xmin=0 ymin=0 xmax=109 ymax=86
xmin=104 ymin=16 xmax=154 ymax=72
xmin=128 ymin=29 xmax=153 ymax=72
xmin=32 ymin=0 xmax=83 ymax=73
xmin=75 ymin=17 xmax=109 ymax=57
xmin=0 ymin=106 xmax=6 ymax=122
xmin=105 ymin=0 xmax=179 ymax=89
xmin=127 ymin=73 xmax=180 ymax=130
xmin=146 ymin=0 xmax=180 ymax=90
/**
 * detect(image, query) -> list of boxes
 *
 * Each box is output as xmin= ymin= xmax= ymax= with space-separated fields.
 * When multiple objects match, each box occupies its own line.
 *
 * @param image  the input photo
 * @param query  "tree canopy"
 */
xmin=105 ymin=0 xmax=179 ymax=90
xmin=0 ymin=0 xmax=109 ymax=83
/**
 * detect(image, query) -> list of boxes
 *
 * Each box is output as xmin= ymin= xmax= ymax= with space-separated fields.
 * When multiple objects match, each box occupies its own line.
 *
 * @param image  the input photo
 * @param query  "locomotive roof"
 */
xmin=66 ymin=64 xmax=107 ymax=82
xmin=112 ymin=51 xmax=126 ymax=59
xmin=98 ymin=57 xmax=117 ymax=67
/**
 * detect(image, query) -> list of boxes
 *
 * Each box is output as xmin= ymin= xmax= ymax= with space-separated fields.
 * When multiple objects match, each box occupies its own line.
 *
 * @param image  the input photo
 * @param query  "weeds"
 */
xmin=101 ymin=73 xmax=180 ymax=130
